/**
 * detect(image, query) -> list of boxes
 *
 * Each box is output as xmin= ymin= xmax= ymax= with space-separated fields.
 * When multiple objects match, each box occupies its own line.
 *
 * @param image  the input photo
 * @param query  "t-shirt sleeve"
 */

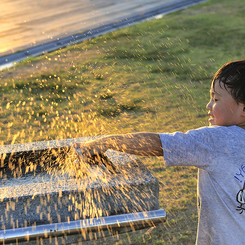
xmin=159 ymin=127 xmax=217 ymax=169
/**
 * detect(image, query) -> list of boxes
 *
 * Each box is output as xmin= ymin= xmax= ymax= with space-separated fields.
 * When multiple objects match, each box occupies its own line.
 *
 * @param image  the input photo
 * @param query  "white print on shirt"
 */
xmin=236 ymin=182 xmax=245 ymax=214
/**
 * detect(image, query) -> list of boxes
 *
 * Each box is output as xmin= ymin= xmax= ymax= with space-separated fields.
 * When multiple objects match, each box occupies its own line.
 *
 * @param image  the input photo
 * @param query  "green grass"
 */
xmin=1 ymin=0 xmax=245 ymax=243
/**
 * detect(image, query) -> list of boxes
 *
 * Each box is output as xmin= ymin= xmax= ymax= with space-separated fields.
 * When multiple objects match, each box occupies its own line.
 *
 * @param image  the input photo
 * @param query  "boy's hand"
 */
xmin=73 ymin=141 xmax=104 ymax=160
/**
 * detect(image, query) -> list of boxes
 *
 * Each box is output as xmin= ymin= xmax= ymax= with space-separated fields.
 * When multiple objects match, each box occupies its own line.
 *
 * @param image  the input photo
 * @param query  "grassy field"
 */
xmin=1 ymin=0 xmax=245 ymax=243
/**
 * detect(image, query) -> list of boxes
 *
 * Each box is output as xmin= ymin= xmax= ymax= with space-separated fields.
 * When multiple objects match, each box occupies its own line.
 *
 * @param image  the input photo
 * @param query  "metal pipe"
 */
xmin=0 ymin=209 xmax=166 ymax=244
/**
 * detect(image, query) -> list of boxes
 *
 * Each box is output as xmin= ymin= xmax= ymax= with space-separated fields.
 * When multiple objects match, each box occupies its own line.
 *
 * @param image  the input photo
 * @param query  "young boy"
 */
xmin=74 ymin=60 xmax=245 ymax=245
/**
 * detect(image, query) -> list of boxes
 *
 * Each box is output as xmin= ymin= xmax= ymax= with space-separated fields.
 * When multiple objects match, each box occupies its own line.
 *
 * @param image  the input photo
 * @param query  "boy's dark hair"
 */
xmin=212 ymin=59 xmax=245 ymax=104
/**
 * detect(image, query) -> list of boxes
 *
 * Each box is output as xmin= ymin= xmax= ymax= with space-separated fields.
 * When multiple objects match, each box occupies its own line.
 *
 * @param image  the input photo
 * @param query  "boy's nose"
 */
xmin=206 ymin=100 xmax=212 ymax=110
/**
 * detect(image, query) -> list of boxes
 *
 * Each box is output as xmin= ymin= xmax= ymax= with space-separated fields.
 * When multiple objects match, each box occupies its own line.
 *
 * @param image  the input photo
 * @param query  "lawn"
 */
xmin=1 ymin=0 xmax=245 ymax=243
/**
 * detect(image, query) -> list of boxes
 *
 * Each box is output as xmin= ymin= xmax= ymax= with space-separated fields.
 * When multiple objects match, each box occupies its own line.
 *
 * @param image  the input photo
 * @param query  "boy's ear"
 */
xmin=240 ymin=103 xmax=245 ymax=117
xmin=242 ymin=106 xmax=245 ymax=116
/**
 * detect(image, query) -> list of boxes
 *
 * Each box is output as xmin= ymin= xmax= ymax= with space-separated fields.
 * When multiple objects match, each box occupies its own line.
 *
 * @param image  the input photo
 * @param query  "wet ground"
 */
xmin=0 ymin=0 xmax=175 ymax=57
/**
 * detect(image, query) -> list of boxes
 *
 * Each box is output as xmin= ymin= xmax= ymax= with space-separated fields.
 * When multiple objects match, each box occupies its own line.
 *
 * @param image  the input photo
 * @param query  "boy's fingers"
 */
xmin=74 ymin=142 xmax=83 ymax=148
xmin=72 ymin=142 xmax=102 ymax=159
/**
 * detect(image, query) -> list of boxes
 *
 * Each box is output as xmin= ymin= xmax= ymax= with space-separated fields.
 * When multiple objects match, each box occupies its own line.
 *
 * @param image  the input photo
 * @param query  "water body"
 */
xmin=0 ymin=0 xmax=176 ymax=57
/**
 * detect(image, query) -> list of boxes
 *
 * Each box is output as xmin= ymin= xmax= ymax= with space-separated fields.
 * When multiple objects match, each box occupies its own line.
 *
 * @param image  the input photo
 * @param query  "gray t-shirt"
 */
xmin=159 ymin=126 xmax=245 ymax=245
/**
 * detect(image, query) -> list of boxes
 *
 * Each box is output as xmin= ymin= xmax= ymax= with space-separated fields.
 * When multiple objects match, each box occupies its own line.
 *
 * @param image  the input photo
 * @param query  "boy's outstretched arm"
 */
xmin=74 ymin=133 xmax=163 ymax=158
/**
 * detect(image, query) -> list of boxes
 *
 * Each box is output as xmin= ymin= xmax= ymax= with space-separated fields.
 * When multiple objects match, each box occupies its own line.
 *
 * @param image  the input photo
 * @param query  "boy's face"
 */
xmin=206 ymin=81 xmax=245 ymax=128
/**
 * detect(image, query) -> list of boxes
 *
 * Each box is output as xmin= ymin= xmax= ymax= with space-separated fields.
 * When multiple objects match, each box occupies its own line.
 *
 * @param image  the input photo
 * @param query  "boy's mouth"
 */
xmin=208 ymin=113 xmax=214 ymax=123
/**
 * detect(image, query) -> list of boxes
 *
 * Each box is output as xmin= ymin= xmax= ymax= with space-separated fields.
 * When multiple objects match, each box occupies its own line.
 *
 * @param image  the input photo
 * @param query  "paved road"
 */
xmin=0 ymin=0 xmax=177 ymax=57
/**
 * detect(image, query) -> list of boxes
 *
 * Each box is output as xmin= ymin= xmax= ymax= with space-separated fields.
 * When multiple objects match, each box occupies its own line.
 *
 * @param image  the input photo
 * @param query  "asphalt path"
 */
xmin=0 ymin=0 xmax=206 ymax=69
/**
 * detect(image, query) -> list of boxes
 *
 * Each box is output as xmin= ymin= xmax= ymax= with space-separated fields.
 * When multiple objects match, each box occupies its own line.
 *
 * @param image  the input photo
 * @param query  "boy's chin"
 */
xmin=208 ymin=118 xmax=215 ymax=126
xmin=208 ymin=122 xmax=217 ymax=127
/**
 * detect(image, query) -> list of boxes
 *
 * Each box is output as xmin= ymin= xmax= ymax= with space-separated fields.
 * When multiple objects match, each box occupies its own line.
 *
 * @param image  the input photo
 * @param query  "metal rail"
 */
xmin=0 ymin=209 xmax=166 ymax=244
xmin=0 ymin=0 xmax=207 ymax=70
